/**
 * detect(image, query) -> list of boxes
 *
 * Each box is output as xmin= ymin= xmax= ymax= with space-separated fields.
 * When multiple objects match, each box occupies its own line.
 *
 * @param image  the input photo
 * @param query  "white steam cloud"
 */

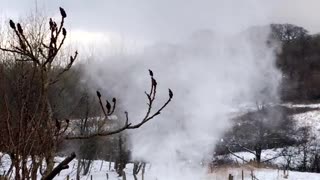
xmin=82 ymin=1 xmax=282 ymax=179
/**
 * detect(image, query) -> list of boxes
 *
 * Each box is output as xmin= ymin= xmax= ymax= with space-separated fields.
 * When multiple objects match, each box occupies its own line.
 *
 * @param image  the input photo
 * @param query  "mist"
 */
xmin=81 ymin=1 xmax=282 ymax=179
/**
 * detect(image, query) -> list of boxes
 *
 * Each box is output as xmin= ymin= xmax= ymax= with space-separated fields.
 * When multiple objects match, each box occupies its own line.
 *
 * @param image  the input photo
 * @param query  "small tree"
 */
xmin=224 ymin=104 xmax=296 ymax=166
xmin=0 ymin=7 xmax=77 ymax=179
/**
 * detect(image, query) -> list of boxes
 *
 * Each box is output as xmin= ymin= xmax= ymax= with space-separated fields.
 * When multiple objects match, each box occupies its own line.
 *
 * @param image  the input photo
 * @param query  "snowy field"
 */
xmin=2 ymin=154 xmax=320 ymax=180
xmin=51 ymin=159 xmax=320 ymax=180
xmin=209 ymin=167 xmax=320 ymax=180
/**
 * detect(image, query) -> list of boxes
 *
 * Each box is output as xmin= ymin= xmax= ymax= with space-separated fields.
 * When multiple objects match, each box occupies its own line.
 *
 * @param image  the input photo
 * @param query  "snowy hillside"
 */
xmin=292 ymin=109 xmax=320 ymax=138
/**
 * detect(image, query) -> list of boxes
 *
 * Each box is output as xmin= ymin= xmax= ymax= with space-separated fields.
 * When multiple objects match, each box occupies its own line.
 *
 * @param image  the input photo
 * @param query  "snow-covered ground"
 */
xmin=54 ymin=160 xmax=320 ymax=180
xmin=283 ymin=103 xmax=320 ymax=109
xmin=36 ymin=158 xmax=320 ymax=180
xmin=209 ymin=167 xmax=320 ymax=180
xmin=228 ymin=147 xmax=304 ymax=169
xmin=52 ymin=158 xmax=137 ymax=180
xmin=2 ymin=153 xmax=320 ymax=180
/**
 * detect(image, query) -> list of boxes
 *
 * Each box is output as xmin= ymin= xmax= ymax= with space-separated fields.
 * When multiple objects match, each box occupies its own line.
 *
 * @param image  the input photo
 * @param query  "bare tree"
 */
xmin=133 ymin=161 xmax=146 ymax=180
xmin=0 ymin=7 xmax=77 ymax=179
xmin=224 ymin=103 xmax=296 ymax=166
xmin=0 ymin=7 xmax=173 ymax=180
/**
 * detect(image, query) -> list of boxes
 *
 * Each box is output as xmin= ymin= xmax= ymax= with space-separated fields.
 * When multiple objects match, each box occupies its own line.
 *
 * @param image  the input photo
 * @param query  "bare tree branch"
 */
xmin=227 ymin=147 xmax=249 ymax=163
xmin=43 ymin=152 xmax=76 ymax=180
xmin=66 ymin=70 xmax=173 ymax=139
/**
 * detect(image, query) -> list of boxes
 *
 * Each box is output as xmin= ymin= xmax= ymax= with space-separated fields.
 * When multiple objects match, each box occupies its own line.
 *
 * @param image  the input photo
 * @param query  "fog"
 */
xmin=80 ymin=1 xmax=282 ymax=179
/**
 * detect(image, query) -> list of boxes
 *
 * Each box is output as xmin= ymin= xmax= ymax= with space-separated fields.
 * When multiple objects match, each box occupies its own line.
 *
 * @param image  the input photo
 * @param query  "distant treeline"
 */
xmin=272 ymin=24 xmax=320 ymax=102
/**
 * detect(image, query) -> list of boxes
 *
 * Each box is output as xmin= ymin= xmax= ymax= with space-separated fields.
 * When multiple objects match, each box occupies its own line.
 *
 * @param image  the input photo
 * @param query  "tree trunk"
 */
xmin=76 ymin=159 xmax=81 ymax=180
xmin=255 ymin=146 xmax=262 ymax=166
xmin=141 ymin=163 xmax=146 ymax=180
xmin=43 ymin=152 xmax=55 ymax=178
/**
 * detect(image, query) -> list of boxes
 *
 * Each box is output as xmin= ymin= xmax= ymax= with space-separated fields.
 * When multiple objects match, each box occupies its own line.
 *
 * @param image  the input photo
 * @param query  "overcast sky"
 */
xmin=0 ymin=0 xmax=319 ymax=46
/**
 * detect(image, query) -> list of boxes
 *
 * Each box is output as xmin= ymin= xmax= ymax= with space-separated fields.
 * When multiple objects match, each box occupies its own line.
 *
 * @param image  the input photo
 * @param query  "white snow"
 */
xmin=2 ymin=154 xmax=320 ymax=180
xmin=52 ymin=158 xmax=320 ymax=180
xmin=292 ymin=110 xmax=320 ymax=138
xmin=209 ymin=167 xmax=320 ymax=180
